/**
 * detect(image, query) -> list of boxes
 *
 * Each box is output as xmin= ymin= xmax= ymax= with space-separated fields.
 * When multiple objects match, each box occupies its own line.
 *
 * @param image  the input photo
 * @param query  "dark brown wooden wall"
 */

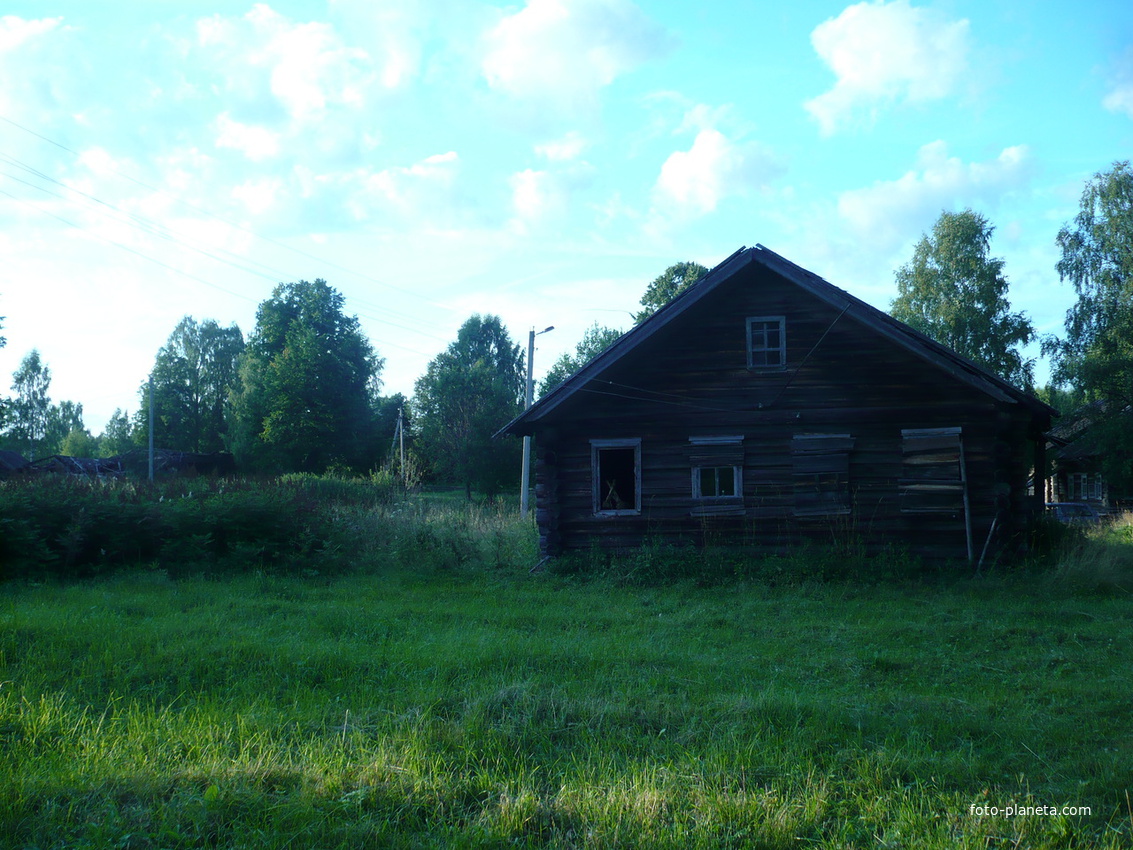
xmin=532 ymin=265 xmax=1045 ymax=563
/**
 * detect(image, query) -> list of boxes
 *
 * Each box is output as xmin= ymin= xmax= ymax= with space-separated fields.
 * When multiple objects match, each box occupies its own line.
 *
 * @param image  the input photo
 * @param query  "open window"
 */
xmin=747 ymin=316 xmax=786 ymax=369
xmin=690 ymin=435 xmax=744 ymax=517
xmin=900 ymin=427 xmax=964 ymax=513
xmin=591 ymin=438 xmax=641 ymax=515
xmin=792 ymin=434 xmax=854 ymax=517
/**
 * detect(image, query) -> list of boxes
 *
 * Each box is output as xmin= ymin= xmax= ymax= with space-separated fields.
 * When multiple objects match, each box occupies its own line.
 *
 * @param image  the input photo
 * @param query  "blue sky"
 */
xmin=1 ymin=0 xmax=1131 ymax=433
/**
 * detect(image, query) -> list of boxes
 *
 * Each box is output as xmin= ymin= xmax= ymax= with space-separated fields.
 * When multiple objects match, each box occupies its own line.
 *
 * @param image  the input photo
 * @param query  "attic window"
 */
xmin=900 ymin=427 xmax=964 ymax=514
xmin=689 ymin=435 xmax=744 ymax=517
xmin=592 ymin=438 xmax=641 ymax=516
xmin=792 ymin=434 xmax=854 ymax=517
xmin=747 ymin=316 xmax=786 ymax=369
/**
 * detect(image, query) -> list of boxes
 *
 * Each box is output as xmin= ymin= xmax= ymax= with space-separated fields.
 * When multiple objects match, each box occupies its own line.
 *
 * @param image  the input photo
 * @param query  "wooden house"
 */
xmin=1044 ymin=402 xmax=1130 ymax=513
xmin=500 ymin=245 xmax=1056 ymax=564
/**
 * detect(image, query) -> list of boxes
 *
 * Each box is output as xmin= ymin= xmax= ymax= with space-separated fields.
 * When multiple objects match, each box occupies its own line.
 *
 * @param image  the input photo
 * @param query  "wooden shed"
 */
xmin=500 ymin=245 xmax=1056 ymax=564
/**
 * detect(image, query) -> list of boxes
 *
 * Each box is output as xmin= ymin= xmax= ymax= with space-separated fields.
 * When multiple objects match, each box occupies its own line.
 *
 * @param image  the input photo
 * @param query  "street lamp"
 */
xmin=521 ymin=325 xmax=554 ymax=518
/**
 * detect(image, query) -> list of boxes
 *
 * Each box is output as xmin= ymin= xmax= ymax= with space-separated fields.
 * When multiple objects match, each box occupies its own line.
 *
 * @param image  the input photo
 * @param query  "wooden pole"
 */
xmin=398 ymin=406 xmax=405 ymax=487
xmin=521 ymin=326 xmax=553 ymax=518
xmin=959 ymin=434 xmax=973 ymax=565
xmin=521 ymin=329 xmax=535 ymax=518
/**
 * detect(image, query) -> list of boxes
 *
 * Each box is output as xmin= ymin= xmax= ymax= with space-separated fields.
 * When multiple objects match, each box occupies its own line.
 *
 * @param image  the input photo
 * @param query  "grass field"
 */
xmin=1 ymin=497 xmax=1131 ymax=848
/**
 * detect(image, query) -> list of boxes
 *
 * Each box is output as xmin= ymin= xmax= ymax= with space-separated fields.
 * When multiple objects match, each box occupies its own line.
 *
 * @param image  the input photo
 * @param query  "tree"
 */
xmin=1043 ymin=161 xmax=1133 ymax=488
xmin=635 ymin=261 xmax=709 ymax=323
xmin=99 ymin=408 xmax=137 ymax=457
xmin=43 ymin=400 xmax=86 ymax=456
xmin=59 ymin=424 xmax=98 ymax=458
xmin=891 ymin=209 xmax=1035 ymax=389
xmin=5 ymin=349 xmax=52 ymax=459
xmin=141 ymin=316 xmax=245 ymax=453
xmin=229 ymin=280 xmax=383 ymax=473
xmin=413 ymin=315 xmax=524 ymax=499
xmin=539 ymin=322 xmax=623 ymax=396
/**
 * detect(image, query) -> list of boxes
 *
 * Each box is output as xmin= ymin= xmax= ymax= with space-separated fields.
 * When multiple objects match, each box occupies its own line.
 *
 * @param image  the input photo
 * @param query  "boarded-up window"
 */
xmin=792 ymin=434 xmax=853 ymax=517
xmin=689 ymin=436 xmax=744 ymax=517
xmin=900 ymin=427 xmax=963 ymax=514
xmin=592 ymin=438 xmax=641 ymax=515
xmin=747 ymin=316 xmax=786 ymax=369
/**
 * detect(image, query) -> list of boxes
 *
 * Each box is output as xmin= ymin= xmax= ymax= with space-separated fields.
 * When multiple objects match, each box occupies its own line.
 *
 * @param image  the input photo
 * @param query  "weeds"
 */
xmin=0 ymin=475 xmax=536 ymax=581
xmin=0 ymin=479 xmax=1130 ymax=845
xmin=1039 ymin=512 xmax=1133 ymax=596
xmin=1 ymin=567 xmax=1129 ymax=847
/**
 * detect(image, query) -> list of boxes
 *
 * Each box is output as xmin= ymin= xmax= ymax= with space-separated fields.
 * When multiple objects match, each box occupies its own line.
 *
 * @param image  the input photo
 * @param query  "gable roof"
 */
xmin=500 ymin=244 xmax=1055 ymax=436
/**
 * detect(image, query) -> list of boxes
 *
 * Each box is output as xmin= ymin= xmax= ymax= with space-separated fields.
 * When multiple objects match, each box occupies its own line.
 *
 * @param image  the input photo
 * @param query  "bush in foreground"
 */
xmin=0 ymin=474 xmax=537 ymax=582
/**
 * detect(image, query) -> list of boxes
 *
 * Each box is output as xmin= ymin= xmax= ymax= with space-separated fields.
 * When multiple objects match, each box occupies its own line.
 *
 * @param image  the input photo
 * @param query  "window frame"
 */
xmin=692 ymin=464 xmax=742 ymax=500
xmin=591 ymin=438 xmax=642 ymax=516
xmin=689 ymin=435 xmax=745 ymax=517
xmin=746 ymin=316 xmax=787 ymax=370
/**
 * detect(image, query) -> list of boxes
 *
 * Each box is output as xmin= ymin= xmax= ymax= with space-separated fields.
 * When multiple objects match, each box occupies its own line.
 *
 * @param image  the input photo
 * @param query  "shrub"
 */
xmin=0 ymin=476 xmax=360 ymax=580
xmin=0 ymin=476 xmax=539 ymax=582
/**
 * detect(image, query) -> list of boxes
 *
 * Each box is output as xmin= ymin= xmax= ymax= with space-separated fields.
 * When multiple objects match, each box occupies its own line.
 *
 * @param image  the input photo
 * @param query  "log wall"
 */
xmin=532 ymin=266 xmax=1046 ymax=564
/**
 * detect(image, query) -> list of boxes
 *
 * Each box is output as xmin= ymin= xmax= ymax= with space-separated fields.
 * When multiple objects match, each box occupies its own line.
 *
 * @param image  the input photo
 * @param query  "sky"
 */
xmin=1 ymin=0 xmax=1131 ymax=435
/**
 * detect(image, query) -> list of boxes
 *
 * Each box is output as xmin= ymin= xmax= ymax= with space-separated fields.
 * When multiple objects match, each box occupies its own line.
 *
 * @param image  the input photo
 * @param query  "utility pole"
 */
xmin=521 ymin=325 xmax=554 ymax=518
xmin=397 ymin=405 xmax=405 ymax=486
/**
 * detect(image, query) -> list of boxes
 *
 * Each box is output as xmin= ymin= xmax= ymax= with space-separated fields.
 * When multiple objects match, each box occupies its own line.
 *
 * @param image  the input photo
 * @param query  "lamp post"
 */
xmin=521 ymin=325 xmax=554 ymax=518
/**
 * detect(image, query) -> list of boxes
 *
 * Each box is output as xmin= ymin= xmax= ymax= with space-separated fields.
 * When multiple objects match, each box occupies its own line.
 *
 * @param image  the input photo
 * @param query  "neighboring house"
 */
xmin=1044 ymin=402 xmax=1126 ymax=512
xmin=500 ymin=245 xmax=1056 ymax=565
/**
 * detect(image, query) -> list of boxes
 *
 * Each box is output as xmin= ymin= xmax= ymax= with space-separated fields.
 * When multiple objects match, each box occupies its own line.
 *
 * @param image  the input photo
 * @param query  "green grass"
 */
xmin=2 ymin=542 xmax=1131 ymax=848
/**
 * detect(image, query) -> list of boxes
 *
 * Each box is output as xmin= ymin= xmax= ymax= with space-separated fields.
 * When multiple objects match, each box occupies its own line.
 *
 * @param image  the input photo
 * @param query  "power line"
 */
xmin=0 ymin=152 xmax=456 ymax=350
xmin=0 ymin=187 xmax=435 ymax=359
xmin=0 ymin=147 xmax=452 ymax=341
xmin=0 ymin=113 xmax=450 ymax=310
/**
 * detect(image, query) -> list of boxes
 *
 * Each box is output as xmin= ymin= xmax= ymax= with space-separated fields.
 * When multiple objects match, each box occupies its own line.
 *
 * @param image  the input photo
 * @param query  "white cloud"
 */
xmin=196 ymin=4 xmax=377 ymax=134
xmin=1104 ymin=85 xmax=1133 ymax=118
xmin=509 ymin=169 xmax=565 ymax=231
xmin=0 ymin=16 xmax=72 ymax=120
xmin=837 ymin=141 xmax=1033 ymax=247
xmin=536 ymin=132 xmax=588 ymax=162
xmin=327 ymin=0 xmax=435 ymax=89
xmin=653 ymin=129 xmax=782 ymax=217
xmin=351 ymin=151 xmax=461 ymax=220
xmin=1103 ymin=47 xmax=1133 ymax=118
xmin=805 ymin=0 xmax=971 ymax=135
xmin=214 ymin=112 xmax=282 ymax=161
xmin=232 ymin=178 xmax=282 ymax=216
xmin=482 ymin=0 xmax=670 ymax=109
xmin=0 ymin=14 xmax=60 ymax=51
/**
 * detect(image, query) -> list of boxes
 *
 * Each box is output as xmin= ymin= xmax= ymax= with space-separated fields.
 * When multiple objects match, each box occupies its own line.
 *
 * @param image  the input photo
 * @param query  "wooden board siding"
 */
xmin=529 ymin=263 xmax=1043 ymax=563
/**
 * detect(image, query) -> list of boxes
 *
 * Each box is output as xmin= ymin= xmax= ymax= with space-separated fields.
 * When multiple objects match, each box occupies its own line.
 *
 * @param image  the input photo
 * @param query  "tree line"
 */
xmin=0 ymin=160 xmax=1130 ymax=493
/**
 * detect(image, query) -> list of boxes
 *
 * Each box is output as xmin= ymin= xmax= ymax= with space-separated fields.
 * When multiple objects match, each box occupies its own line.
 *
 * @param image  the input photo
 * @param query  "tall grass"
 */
xmin=2 ymin=553 xmax=1131 ymax=845
xmin=0 ymin=474 xmax=536 ymax=580
xmin=1 ymin=478 xmax=1130 ymax=846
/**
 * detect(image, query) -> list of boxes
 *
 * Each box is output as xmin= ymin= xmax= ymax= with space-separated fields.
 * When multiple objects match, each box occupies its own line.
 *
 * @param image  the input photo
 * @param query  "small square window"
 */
xmin=697 ymin=465 xmax=737 ymax=499
xmin=747 ymin=316 xmax=786 ymax=369
xmin=689 ymin=436 xmax=744 ymax=516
